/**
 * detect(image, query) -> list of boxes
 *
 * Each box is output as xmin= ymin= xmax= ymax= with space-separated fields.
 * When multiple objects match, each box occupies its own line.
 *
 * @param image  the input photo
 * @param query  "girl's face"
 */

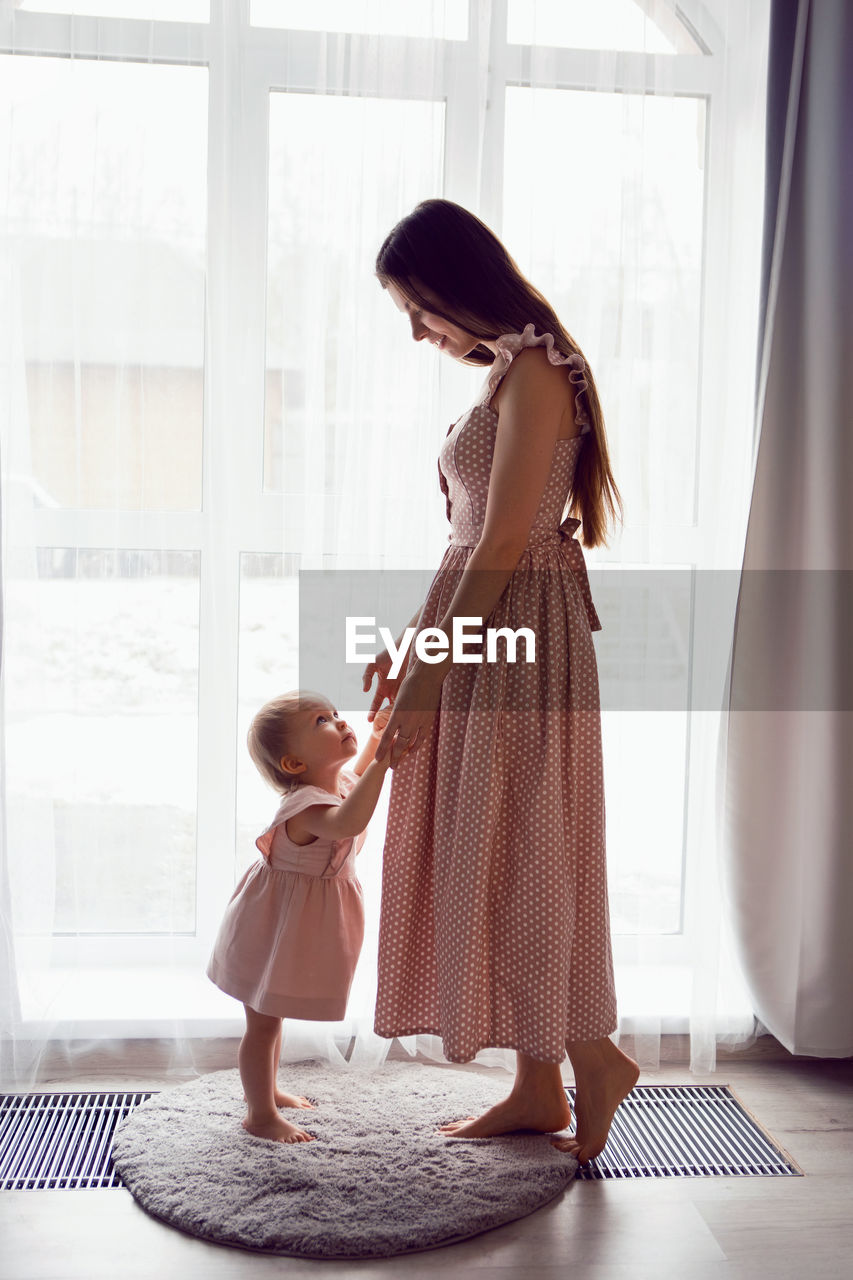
xmin=282 ymin=698 xmax=357 ymax=776
xmin=385 ymin=280 xmax=497 ymax=360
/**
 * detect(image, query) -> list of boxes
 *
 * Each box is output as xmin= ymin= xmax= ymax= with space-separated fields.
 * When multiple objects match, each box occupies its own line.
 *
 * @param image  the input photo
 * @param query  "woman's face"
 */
xmin=385 ymin=281 xmax=496 ymax=360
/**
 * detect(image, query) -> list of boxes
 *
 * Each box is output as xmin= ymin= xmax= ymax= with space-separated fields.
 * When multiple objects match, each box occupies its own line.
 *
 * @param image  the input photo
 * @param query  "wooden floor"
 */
xmin=2 ymin=1047 xmax=852 ymax=1280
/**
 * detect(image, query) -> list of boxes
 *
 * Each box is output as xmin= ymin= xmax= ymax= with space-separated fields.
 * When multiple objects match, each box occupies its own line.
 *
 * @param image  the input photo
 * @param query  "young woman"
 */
xmin=363 ymin=198 xmax=639 ymax=1163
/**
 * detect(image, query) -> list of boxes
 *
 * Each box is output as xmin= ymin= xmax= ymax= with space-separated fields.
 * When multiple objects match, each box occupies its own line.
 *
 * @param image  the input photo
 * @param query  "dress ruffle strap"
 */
xmin=559 ymin=515 xmax=603 ymax=632
xmin=486 ymin=323 xmax=592 ymax=432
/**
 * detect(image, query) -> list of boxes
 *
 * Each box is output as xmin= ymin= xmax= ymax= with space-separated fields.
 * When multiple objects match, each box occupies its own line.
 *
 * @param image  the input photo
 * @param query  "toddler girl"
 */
xmin=207 ymin=690 xmax=396 ymax=1144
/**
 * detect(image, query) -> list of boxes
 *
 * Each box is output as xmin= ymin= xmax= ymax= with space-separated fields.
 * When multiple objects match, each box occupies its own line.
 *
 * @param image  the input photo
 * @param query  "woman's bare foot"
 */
xmin=439 ymin=1090 xmax=571 ymax=1138
xmin=552 ymin=1038 xmax=639 ymax=1164
xmin=274 ymin=1089 xmax=315 ymax=1110
xmin=439 ymin=1052 xmax=572 ymax=1139
xmin=243 ymin=1112 xmax=315 ymax=1144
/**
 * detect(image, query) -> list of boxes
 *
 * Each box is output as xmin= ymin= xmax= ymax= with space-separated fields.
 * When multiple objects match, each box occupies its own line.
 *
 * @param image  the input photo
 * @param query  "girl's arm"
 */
xmin=351 ymin=706 xmax=391 ymax=777
xmin=286 ymin=752 xmax=395 ymax=844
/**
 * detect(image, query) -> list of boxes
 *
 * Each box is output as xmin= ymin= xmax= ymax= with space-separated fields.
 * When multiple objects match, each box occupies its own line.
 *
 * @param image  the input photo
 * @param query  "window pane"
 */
xmin=16 ymin=2 xmax=209 ymax=19
xmin=5 ymin=552 xmax=200 ymax=935
xmin=508 ymin=0 xmax=704 ymax=53
xmin=0 ymin=56 xmax=207 ymax=510
xmin=265 ymin=93 xmax=445 ymax=522
xmin=252 ymin=0 xmax=467 ymax=39
xmin=503 ymin=87 xmax=706 ymax=529
xmin=603 ymin=711 xmax=686 ymax=936
xmin=237 ymin=554 xmax=299 ymax=868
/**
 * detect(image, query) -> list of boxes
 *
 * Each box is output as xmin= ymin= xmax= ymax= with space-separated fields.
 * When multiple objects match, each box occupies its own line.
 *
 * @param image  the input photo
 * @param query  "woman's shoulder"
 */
xmin=494 ymin=342 xmax=571 ymax=398
xmin=484 ymin=324 xmax=587 ymax=405
xmin=484 ymin=325 xmax=590 ymax=430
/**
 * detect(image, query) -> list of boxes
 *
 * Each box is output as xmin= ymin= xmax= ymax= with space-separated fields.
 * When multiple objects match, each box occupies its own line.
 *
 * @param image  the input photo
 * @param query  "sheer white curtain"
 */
xmin=1 ymin=0 xmax=768 ymax=1090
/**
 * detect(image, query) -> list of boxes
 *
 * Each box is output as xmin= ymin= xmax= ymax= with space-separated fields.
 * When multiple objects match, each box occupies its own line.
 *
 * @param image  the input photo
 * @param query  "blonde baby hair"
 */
xmin=247 ymin=690 xmax=326 ymax=793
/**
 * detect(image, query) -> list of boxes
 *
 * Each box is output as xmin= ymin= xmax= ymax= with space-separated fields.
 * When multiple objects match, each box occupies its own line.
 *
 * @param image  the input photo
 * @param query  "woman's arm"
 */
xmin=361 ymin=604 xmax=424 ymax=720
xmin=376 ymin=348 xmax=571 ymax=764
xmin=432 ymin=348 xmax=572 ymax=649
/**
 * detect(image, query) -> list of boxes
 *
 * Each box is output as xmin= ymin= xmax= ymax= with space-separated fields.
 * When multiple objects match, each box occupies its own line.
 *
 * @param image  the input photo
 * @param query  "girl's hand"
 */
xmin=371 ymin=701 xmax=412 ymax=768
xmin=370 ymin=705 xmax=393 ymax=737
xmin=374 ymin=662 xmax=443 ymax=769
xmin=362 ymin=649 xmax=404 ymax=722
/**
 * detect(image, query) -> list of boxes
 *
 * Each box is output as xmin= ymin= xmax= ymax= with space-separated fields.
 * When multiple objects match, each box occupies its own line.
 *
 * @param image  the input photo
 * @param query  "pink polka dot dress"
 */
xmin=374 ymin=325 xmax=618 ymax=1063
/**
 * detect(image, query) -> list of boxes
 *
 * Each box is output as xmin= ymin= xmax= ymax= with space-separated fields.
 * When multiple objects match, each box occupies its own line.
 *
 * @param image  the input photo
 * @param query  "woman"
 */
xmin=363 ymin=199 xmax=638 ymax=1163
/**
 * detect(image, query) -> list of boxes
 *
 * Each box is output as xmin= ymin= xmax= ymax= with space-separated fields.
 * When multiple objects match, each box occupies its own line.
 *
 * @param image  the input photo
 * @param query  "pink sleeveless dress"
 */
xmin=374 ymin=325 xmax=618 ymax=1062
xmin=207 ymin=772 xmax=365 ymax=1020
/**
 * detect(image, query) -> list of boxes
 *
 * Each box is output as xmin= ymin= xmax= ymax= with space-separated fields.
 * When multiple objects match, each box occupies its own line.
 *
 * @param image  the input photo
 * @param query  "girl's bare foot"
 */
xmin=274 ymin=1089 xmax=315 ymax=1110
xmin=243 ymin=1089 xmax=315 ymax=1109
xmin=243 ymin=1112 xmax=315 ymax=1144
xmin=552 ymin=1038 xmax=639 ymax=1164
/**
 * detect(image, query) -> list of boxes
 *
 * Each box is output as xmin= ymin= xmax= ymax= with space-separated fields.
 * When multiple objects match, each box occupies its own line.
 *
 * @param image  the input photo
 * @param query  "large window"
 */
xmin=1 ymin=0 xmax=764 ymax=1032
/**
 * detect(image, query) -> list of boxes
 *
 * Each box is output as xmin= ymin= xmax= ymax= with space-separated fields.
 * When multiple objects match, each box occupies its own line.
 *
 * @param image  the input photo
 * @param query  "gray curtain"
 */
xmin=723 ymin=0 xmax=853 ymax=1056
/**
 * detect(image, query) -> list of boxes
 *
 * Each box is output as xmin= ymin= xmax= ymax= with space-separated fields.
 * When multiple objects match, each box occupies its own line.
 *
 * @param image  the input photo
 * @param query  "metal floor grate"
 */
xmin=0 ymin=1091 xmax=154 ymax=1190
xmin=564 ymin=1084 xmax=802 ymax=1179
xmin=1 ymin=1083 xmax=801 ymax=1189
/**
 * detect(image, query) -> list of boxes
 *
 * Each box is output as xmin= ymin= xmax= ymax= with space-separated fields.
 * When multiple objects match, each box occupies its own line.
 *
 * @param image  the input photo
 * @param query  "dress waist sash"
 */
xmin=447 ymin=515 xmax=602 ymax=632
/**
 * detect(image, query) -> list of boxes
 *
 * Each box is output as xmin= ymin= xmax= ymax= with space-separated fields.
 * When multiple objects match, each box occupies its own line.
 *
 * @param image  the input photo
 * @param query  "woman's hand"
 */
xmin=362 ymin=649 xmax=404 ymax=722
xmin=374 ymin=661 xmax=443 ymax=769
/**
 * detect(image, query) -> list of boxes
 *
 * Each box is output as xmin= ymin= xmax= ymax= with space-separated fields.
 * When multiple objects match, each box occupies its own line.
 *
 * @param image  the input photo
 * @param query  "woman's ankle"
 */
xmin=566 ymin=1035 xmax=617 ymax=1071
xmin=513 ymin=1053 xmax=565 ymax=1096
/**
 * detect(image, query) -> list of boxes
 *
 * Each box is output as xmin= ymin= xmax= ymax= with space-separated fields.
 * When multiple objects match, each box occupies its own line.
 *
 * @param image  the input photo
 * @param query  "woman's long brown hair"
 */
xmin=376 ymin=198 xmax=623 ymax=548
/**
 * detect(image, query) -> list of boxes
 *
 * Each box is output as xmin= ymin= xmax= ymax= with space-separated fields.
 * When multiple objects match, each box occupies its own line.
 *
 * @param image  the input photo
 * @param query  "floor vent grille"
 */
xmin=565 ymin=1083 xmax=802 ymax=1178
xmin=1 ymin=1083 xmax=801 ymax=1189
xmin=1 ymin=1091 xmax=154 ymax=1190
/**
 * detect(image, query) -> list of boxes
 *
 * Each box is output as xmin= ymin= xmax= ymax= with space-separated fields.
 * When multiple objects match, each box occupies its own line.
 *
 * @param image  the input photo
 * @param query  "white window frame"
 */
xmin=1 ymin=0 xmax=753 ymax=1009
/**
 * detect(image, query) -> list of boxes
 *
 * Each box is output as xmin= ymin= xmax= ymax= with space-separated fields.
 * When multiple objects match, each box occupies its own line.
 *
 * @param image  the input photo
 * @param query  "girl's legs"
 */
xmin=239 ymin=1005 xmax=314 ymax=1143
xmin=270 ymin=1020 xmax=315 ymax=1111
xmin=551 ymin=1036 xmax=640 ymax=1164
xmin=438 ymin=1052 xmax=572 ymax=1139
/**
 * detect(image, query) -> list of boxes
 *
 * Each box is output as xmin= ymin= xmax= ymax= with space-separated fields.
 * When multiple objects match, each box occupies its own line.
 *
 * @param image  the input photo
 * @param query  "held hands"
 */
xmin=367 ymin=703 xmax=407 ymax=771
xmin=362 ymin=705 xmax=395 ymax=773
xmin=369 ymin=705 xmax=393 ymax=748
xmin=362 ymin=648 xmax=404 ymax=723
xmin=373 ymin=661 xmax=442 ymax=770
xmin=370 ymin=705 xmax=393 ymax=736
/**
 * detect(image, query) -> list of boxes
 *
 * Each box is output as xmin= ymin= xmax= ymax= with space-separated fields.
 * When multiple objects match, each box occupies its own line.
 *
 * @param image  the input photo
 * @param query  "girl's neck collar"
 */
xmin=290 ymin=771 xmax=346 ymax=799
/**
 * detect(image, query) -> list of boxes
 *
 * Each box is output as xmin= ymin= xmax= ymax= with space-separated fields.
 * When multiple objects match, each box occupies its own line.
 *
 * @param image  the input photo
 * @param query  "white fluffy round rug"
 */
xmin=112 ymin=1060 xmax=579 ymax=1259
